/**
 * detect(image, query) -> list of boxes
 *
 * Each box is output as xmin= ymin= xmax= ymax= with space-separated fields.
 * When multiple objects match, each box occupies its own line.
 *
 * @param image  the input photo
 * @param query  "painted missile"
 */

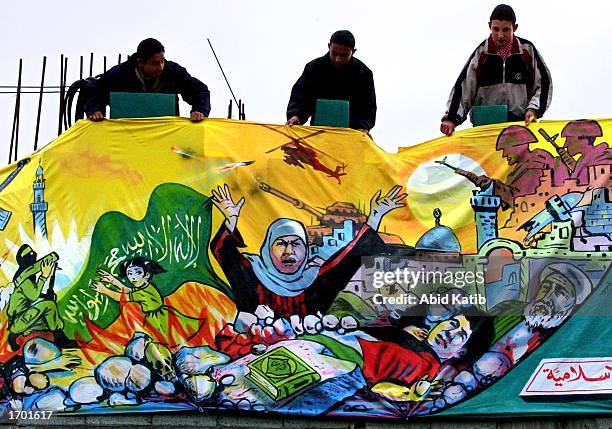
xmin=519 ymin=192 xmax=584 ymax=242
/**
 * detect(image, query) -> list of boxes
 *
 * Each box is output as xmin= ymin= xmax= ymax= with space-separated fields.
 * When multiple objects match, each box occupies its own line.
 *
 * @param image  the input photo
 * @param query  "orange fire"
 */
xmin=79 ymin=282 xmax=236 ymax=364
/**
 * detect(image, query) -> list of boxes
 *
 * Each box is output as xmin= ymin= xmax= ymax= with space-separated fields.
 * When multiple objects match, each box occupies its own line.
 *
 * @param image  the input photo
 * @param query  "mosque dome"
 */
xmin=415 ymin=208 xmax=461 ymax=252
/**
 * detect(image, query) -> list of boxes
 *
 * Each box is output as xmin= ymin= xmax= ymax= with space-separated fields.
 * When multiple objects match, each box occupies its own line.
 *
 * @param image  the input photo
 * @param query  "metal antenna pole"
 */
xmin=57 ymin=54 xmax=64 ymax=136
xmin=9 ymin=59 xmax=23 ymax=163
xmin=79 ymin=55 xmax=83 ymax=80
xmin=89 ymin=52 xmax=93 ymax=77
xmin=34 ymin=56 xmax=47 ymax=150
xmin=118 ymin=53 xmax=122 ymax=65
xmin=207 ymin=38 xmax=239 ymax=106
xmin=62 ymin=56 xmax=69 ymax=130
xmin=14 ymin=94 xmax=21 ymax=162
xmin=227 ymin=99 xmax=232 ymax=119
xmin=57 ymin=54 xmax=63 ymax=135
xmin=103 ymin=56 xmax=107 ymax=73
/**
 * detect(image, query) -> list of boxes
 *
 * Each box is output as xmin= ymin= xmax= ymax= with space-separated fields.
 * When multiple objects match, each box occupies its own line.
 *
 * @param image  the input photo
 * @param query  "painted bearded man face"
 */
xmin=524 ymin=273 xmax=576 ymax=330
xmin=270 ymin=234 xmax=307 ymax=274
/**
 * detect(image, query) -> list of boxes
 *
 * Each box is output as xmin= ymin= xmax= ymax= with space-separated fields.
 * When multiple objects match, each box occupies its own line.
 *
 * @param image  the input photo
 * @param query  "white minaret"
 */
xmin=30 ymin=162 xmax=48 ymax=239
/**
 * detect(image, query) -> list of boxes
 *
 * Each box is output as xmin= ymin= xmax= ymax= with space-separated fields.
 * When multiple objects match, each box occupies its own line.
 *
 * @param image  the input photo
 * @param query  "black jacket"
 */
xmin=287 ymin=53 xmax=376 ymax=130
xmin=83 ymin=60 xmax=211 ymax=117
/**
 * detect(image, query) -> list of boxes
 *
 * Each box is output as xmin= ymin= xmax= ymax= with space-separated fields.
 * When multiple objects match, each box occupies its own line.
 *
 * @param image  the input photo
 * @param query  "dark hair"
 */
xmin=490 ymin=4 xmax=516 ymax=24
xmin=135 ymin=38 xmax=165 ymax=62
xmin=456 ymin=312 xmax=495 ymax=365
xmin=119 ymin=257 xmax=166 ymax=278
xmin=330 ymin=30 xmax=355 ymax=49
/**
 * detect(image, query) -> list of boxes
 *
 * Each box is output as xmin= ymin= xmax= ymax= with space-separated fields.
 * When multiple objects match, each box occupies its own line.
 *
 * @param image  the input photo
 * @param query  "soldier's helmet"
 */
xmin=561 ymin=120 xmax=603 ymax=139
xmin=496 ymin=125 xmax=538 ymax=150
xmin=16 ymin=244 xmax=35 ymax=266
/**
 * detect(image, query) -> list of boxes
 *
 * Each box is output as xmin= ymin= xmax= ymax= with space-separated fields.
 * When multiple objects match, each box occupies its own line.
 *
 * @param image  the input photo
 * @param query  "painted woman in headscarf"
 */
xmin=92 ymin=257 xmax=205 ymax=346
xmin=210 ymin=183 xmax=406 ymax=318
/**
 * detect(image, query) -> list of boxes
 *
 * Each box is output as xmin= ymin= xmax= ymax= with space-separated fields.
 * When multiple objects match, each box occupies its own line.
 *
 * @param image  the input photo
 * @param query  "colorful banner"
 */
xmin=0 ymin=117 xmax=610 ymax=418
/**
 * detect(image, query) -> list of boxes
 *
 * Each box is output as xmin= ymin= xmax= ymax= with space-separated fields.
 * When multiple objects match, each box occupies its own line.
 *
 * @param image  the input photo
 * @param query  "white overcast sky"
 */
xmin=0 ymin=0 xmax=611 ymax=162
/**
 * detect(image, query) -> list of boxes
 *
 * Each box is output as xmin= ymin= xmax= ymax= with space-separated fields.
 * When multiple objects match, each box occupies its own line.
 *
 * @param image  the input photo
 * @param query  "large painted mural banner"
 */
xmin=0 ymin=117 xmax=610 ymax=419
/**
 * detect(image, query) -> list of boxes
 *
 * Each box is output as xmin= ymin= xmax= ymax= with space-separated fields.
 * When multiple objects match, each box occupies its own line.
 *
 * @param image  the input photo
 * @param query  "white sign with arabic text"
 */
xmin=520 ymin=357 xmax=612 ymax=396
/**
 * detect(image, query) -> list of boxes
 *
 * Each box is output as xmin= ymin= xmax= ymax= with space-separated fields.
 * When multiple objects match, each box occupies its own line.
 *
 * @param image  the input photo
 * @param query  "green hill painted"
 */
xmin=57 ymin=183 xmax=228 ymax=340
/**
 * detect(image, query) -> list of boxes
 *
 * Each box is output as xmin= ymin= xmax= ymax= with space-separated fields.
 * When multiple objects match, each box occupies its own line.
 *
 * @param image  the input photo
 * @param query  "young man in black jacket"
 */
xmin=441 ymin=4 xmax=552 ymax=136
xmin=286 ymin=30 xmax=376 ymax=132
xmin=84 ymin=38 xmax=210 ymax=122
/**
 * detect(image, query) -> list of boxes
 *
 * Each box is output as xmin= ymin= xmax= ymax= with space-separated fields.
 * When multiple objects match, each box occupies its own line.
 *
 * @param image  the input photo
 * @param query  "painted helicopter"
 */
xmin=262 ymin=126 xmax=347 ymax=184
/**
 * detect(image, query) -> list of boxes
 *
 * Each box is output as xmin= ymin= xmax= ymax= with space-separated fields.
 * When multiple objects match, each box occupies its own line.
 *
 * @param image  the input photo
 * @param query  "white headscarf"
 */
xmin=244 ymin=218 xmax=320 ymax=297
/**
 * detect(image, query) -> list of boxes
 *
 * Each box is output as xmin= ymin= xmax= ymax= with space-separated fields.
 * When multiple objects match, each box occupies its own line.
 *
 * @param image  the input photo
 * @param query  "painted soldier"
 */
xmin=561 ymin=120 xmax=611 ymax=186
xmin=7 ymin=245 xmax=76 ymax=350
xmin=476 ymin=125 xmax=565 ymax=209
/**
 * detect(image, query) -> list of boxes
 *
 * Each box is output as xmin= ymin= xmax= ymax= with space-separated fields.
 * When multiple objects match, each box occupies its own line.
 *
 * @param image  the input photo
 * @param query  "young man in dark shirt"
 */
xmin=84 ymin=38 xmax=210 ymax=122
xmin=286 ymin=30 xmax=376 ymax=132
xmin=441 ymin=4 xmax=552 ymax=136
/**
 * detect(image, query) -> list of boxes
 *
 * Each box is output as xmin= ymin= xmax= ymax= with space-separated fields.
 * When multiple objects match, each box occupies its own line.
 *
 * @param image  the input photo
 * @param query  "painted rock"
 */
xmin=175 ymin=346 xmax=230 ymax=376
xmin=108 ymin=392 xmax=139 ymax=407
xmin=125 ymin=332 xmax=152 ymax=362
xmin=154 ymin=380 xmax=176 ymax=396
xmin=303 ymin=314 xmax=323 ymax=334
xmin=443 ymin=383 xmax=467 ymax=405
xmin=69 ymin=376 xmax=103 ymax=404
xmin=340 ymin=316 xmax=359 ymax=331
xmin=182 ymin=374 xmax=217 ymax=403
xmin=95 ymin=356 xmax=132 ymax=392
xmin=454 ymin=370 xmax=478 ymax=391
xmin=126 ymin=364 xmax=151 ymax=393
xmin=23 ymin=337 xmax=61 ymax=365
xmin=322 ymin=314 xmax=340 ymax=330
xmin=234 ymin=311 xmax=258 ymax=334
xmin=473 ymin=352 xmax=512 ymax=386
